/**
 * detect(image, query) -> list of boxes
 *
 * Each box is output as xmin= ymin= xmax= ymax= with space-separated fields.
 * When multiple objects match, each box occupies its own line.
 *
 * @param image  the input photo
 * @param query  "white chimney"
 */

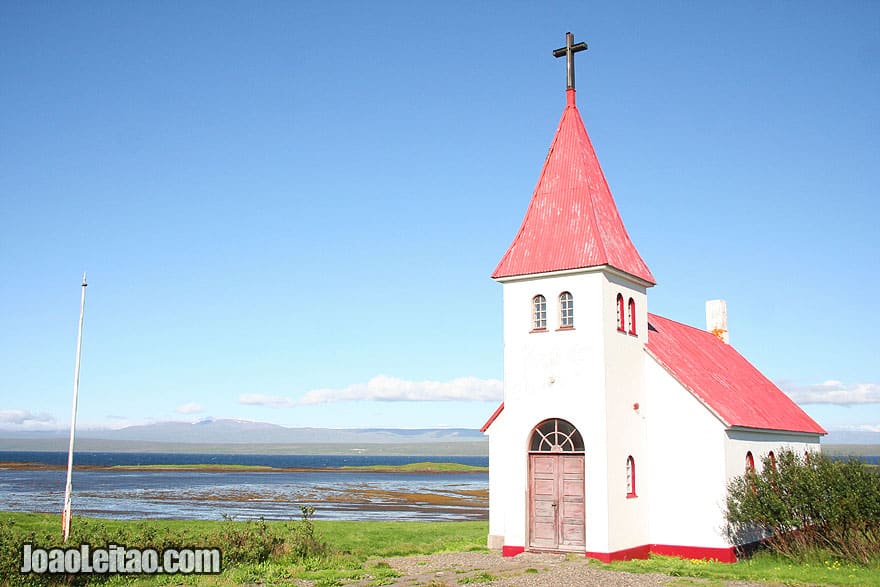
xmin=706 ymin=299 xmax=729 ymax=344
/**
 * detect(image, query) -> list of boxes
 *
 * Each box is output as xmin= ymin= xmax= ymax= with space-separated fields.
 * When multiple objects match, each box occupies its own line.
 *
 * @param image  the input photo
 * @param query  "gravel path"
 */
xmin=348 ymin=551 xmax=771 ymax=587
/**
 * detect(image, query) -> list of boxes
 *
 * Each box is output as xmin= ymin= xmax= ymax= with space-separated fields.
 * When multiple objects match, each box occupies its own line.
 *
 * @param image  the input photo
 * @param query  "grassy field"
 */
xmin=1 ymin=512 xmax=487 ymax=586
xmin=3 ymin=512 xmax=879 ymax=586
xmin=610 ymin=553 xmax=880 ymax=587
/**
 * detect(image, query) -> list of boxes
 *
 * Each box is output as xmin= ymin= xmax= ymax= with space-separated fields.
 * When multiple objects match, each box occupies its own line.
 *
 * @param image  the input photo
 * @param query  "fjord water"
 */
xmin=0 ymin=452 xmax=489 ymax=521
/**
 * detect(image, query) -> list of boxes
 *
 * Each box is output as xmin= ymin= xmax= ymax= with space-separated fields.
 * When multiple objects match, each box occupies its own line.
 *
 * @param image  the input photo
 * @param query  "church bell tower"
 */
xmin=487 ymin=31 xmax=656 ymax=555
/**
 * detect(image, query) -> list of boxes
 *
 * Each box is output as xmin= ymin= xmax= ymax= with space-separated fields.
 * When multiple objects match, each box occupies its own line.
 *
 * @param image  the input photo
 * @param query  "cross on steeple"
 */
xmin=553 ymin=32 xmax=588 ymax=91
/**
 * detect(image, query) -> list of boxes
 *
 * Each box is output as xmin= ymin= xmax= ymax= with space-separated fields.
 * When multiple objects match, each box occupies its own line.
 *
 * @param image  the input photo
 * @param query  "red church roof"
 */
xmin=645 ymin=313 xmax=826 ymax=435
xmin=492 ymin=89 xmax=655 ymax=284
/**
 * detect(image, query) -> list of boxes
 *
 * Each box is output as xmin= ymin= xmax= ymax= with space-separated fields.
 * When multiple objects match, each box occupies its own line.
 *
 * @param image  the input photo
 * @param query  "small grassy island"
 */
xmin=339 ymin=461 xmax=487 ymax=473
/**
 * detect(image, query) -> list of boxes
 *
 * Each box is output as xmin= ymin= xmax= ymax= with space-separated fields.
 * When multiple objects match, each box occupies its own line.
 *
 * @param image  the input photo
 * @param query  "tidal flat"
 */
xmin=0 ymin=456 xmax=489 ymax=522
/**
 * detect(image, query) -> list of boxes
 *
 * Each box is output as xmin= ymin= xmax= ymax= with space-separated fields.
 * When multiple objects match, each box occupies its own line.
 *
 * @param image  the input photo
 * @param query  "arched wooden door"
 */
xmin=528 ymin=418 xmax=585 ymax=551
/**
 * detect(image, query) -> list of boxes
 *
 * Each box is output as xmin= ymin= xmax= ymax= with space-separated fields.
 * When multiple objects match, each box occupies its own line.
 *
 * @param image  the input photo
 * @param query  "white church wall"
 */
xmin=644 ymin=356 xmax=731 ymax=549
xmin=498 ymin=270 xmax=611 ymax=551
xmin=724 ymin=429 xmax=821 ymax=479
xmin=602 ymin=272 xmax=651 ymax=552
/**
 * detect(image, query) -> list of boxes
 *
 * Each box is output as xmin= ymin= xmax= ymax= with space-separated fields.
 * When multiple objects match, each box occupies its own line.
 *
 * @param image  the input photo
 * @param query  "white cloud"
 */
xmin=239 ymin=393 xmax=297 ymax=408
xmin=0 ymin=409 xmax=56 ymax=430
xmin=778 ymin=380 xmax=880 ymax=405
xmin=237 ymin=376 xmax=503 ymax=408
xmin=298 ymin=375 xmax=503 ymax=405
xmin=175 ymin=402 xmax=204 ymax=415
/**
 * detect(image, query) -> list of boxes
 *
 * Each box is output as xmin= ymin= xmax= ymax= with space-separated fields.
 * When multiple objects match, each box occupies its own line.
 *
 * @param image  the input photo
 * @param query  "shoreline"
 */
xmin=0 ymin=460 xmax=488 ymax=474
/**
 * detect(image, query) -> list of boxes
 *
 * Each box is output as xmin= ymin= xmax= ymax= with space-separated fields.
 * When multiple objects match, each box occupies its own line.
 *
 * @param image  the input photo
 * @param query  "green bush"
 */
xmin=725 ymin=449 xmax=880 ymax=564
xmin=285 ymin=506 xmax=329 ymax=560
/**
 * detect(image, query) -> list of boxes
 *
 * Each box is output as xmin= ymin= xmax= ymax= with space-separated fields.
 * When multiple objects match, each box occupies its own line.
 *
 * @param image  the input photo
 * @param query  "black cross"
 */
xmin=553 ymin=32 xmax=588 ymax=90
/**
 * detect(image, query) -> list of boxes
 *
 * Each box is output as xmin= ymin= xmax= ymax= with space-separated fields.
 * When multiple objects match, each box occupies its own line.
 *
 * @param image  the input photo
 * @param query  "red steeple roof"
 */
xmin=492 ymin=90 xmax=655 ymax=284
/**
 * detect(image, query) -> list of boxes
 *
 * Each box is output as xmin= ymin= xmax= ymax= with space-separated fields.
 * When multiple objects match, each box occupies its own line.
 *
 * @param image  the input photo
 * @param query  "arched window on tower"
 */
xmin=628 ymin=297 xmax=637 ymax=335
xmin=532 ymin=295 xmax=547 ymax=331
xmin=626 ymin=456 xmax=637 ymax=498
xmin=616 ymin=294 xmax=625 ymax=332
xmin=559 ymin=292 xmax=574 ymax=329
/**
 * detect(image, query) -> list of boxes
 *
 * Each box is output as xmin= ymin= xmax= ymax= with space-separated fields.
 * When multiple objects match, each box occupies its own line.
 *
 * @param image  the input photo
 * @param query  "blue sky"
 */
xmin=1 ymin=2 xmax=878 ymax=433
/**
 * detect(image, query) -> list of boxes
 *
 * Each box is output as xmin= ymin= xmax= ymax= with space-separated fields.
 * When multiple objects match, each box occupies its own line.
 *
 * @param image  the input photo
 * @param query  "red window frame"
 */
xmin=626 ymin=456 xmax=637 ymax=498
xmin=628 ymin=297 xmax=637 ymax=335
xmin=616 ymin=294 xmax=625 ymax=332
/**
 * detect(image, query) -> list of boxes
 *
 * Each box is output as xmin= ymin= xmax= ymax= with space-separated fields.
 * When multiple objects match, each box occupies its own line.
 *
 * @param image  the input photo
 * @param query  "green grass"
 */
xmin=458 ymin=572 xmax=496 ymax=583
xmin=1 ymin=511 xmax=221 ymax=543
xmin=607 ymin=552 xmax=880 ymax=587
xmin=0 ymin=512 xmax=488 ymax=554
xmin=315 ymin=520 xmax=486 ymax=557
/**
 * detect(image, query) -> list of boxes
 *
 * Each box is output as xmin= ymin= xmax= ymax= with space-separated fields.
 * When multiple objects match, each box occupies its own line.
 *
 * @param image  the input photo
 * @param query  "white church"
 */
xmin=481 ymin=33 xmax=825 ymax=563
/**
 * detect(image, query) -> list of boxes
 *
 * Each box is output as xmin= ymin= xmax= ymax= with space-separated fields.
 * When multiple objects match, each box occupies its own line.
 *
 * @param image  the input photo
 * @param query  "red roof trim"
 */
xmin=481 ymin=402 xmax=504 ymax=433
xmin=645 ymin=313 xmax=826 ymax=435
xmin=492 ymin=89 xmax=655 ymax=284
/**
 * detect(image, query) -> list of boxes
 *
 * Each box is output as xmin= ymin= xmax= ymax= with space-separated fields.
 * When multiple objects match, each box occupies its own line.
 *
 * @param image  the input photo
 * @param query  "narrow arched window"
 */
xmin=616 ymin=294 xmax=625 ymax=332
xmin=745 ymin=451 xmax=755 ymax=473
xmin=532 ymin=295 xmax=547 ymax=331
xmin=768 ymin=451 xmax=777 ymax=471
xmin=628 ymin=297 xmax=636 ymax=335
xmin=626 ymin=456 xmax=637 ymax=498
xmin=559 ymin=292 xmax=574 ymax=328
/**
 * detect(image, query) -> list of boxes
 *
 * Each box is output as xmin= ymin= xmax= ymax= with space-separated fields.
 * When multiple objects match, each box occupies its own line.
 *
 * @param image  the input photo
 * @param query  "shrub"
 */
xmin=285 ymin=505 xmax=329 ymax=560
xmin=211 ymin=507 xmax=329 ymax=566
xmin=211 ymin=516 xmax=285 ymax=565
xmin=725 ymin=449 xmax=880 ymax=564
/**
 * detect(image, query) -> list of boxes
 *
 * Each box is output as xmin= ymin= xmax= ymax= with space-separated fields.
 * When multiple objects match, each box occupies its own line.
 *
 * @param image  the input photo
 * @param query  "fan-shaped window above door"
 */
xmin=529 ymin=418 xmax=584 ymax=453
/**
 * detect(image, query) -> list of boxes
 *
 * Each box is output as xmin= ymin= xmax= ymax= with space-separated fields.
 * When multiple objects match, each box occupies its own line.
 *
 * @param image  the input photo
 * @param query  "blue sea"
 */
xmin=0 ymin=452 xmax=488 ymax=522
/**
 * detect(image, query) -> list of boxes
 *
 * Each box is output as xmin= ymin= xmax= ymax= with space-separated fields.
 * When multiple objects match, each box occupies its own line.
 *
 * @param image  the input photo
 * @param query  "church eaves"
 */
xmin=492 ymin=89 xmax=655 ymax=284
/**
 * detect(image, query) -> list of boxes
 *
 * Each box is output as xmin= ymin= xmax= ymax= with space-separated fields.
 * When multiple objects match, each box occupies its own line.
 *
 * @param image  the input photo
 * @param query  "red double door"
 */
xmin=529 ymin=454 xmax=586 ymax=551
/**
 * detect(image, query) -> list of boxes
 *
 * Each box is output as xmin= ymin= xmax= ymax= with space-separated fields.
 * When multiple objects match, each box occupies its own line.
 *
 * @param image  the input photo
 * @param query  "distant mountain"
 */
xmin=5 ymin=420 xmax=878 ymax=448
xmin=0 ymin=419 xmax=486 ymax=445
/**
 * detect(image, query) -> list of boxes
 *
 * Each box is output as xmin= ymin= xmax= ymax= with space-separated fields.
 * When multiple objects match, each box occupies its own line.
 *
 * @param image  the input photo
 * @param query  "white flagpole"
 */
xmin=62 ymin=273 xmax=88 ymax=542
